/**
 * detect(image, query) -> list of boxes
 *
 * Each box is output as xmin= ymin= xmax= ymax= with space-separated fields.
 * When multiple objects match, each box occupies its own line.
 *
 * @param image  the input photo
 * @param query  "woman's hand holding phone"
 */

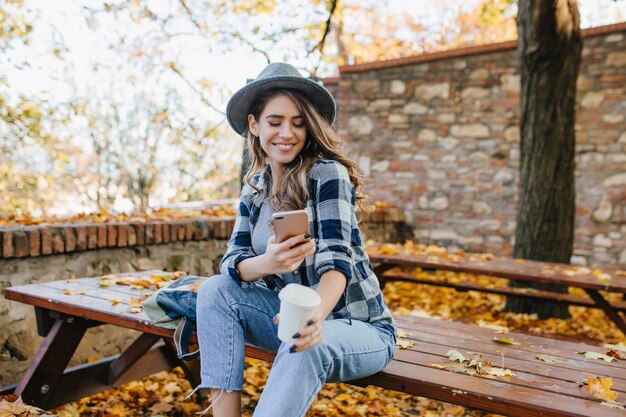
xmin=236 ymin=210 xmax=314 ymax=280
xmin=262 ymin=234 xmax=315 ymax=274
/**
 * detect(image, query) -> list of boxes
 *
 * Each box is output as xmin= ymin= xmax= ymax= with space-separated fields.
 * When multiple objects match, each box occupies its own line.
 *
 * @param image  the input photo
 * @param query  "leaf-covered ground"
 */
xmin=44 ymin=257 xmax=625 ymax=417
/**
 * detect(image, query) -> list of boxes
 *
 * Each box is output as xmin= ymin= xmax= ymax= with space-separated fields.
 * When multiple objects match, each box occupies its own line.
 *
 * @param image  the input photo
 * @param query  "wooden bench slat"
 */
xmin=397 ymin=314 xmax=626 ymax=363
xmin=5 ymin=285 xmax=170 ymax=337
xmin=360 ymin=360 xmax=626 ymax=417
xmin=7 ymin=283 xmax=141 ymax=313
xmin=383 ymin=271 xmax=626 ymax=311
xmin=249 ymin=315 xmax=626 ymax=400
xmin=8 ymin=283 xmax=144 ymax=313
xmin=393 ymin=337 xmax=626 ymax=392
xmin=36 ymin=281 xmax=150 ymax=305
xmin=392 ymin=348 xmax=625 ymax=399
xmin=369 ymin=253 xmax=626 ymax=292
xmin=396 ymin=315 xmax=626 ymax=371
xmin=40 ymin=275 xmax=160 ymax=296
xmin=245 ymin=338 xmax=623 ymax=417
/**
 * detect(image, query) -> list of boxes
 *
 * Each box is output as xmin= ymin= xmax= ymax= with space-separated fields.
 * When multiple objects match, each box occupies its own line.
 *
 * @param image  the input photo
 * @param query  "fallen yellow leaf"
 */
xmin=578 ymin=351 xmax=615 ymax=362
xmin=191 ymin=279 xmax=203 ymax=293
xmin=62 ymin=288 xmax=86 ymax=296
xmin=447 ymin=350 xmax=467 ymax=363
xmin=486 ymin=367 xmax=514 ymax=377
xmin=162 ymin=381 xmax=181 ymax=394
xmin=597 ymin=273 xmax=612 ymax=284
xmin=587 ymin=376 xmax=617 ymax=402
xmin=0 ymin=396 xmax=28 ymax=416
xmin=493 ymin=337 xmax=520 ymax=345
xmin=148 ymin=401 xmax=174 ymax=414
xmin=603 ymin=342 xmax=626 ymax=352
xmin=396 ymin=339 xmax=414 ymax=349
xmin=104 ymin=402 xmax=129 ymax=417
xmin=378 ymin=246 xmax=398 ymax=255
xmin=397 ymin=329 xmax=412 ymax=338
xmin=602 ymin=400 xmax=625 ymax=410
xmin=475 ymin=320 xmax=509 ymax=334
xmin=536 ymin=354 xmax=560 ymax=363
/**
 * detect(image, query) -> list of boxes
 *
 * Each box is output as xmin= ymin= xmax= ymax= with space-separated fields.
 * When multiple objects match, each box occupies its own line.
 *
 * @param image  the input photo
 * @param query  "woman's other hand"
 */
xmin=262 ymin=234 xmax=315 ymax=274
xmin=287 ymin=309 xmax=324 ymax=353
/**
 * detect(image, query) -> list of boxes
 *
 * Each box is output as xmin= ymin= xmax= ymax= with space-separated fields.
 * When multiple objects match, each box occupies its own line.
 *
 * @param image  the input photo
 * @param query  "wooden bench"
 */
xmin=369 ymin=250 xmax=626 ymax=336
xmin=2 ymin=271 xmax=626 ymax=416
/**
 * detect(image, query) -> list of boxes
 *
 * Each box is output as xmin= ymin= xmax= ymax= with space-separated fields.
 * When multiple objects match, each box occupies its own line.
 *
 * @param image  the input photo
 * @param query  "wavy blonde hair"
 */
xmin=244 ymin=88 xmax=367 ymax=211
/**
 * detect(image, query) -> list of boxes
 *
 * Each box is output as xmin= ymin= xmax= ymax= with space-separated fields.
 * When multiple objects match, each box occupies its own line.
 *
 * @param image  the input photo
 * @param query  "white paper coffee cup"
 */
xmin=277 ymin=283 xmax=321 ymax=343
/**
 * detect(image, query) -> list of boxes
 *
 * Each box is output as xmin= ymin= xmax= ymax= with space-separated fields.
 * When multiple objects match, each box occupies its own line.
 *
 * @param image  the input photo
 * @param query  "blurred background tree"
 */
xmin=0 ymin=0 xmax=68 ymax=215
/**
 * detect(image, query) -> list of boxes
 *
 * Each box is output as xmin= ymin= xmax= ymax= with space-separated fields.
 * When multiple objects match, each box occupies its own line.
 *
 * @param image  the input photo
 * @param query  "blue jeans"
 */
xmin=195 ymin=274 xmax=395 ymax=417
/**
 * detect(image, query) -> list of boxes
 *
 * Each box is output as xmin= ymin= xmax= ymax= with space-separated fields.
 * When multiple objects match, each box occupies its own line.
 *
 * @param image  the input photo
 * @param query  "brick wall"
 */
xmin=0 ymin=219 xmax=236 ymax=259
xmin=329 ymin=23 xmax=626 ymax=266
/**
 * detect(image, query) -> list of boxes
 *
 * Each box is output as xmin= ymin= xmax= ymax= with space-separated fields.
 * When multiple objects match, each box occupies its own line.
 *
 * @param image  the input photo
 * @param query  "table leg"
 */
xmin=162 ymin=339 xmax=201 ymax=389
xmin=585 ymin=289 xmax=626 ymax=336
xmin=108 ymin=333 xmax=161 ymax=385
xmin=14 ymin=315 xmax=88 ymax=408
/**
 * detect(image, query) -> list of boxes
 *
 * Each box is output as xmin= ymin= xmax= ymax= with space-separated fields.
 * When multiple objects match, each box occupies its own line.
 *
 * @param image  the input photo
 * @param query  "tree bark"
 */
xmin=505 ymin=0 xmax=582 ymax=319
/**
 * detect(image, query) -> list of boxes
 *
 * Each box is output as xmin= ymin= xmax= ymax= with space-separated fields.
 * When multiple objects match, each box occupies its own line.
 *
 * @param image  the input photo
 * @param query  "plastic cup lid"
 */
xmin=278 ymin=283 xmax=321 ymax=307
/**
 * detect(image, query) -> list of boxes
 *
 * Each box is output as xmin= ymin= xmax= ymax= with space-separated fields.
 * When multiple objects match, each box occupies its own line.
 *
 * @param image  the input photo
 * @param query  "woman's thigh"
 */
xmin=197 ymin=275 xmax=282 ymax=352
xmin=320 ymin=319 xmax=394 ymax=383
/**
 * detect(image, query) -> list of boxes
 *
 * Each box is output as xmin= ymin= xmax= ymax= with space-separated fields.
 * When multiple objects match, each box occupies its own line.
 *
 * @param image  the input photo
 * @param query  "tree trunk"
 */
xmin=505 ymin=0 xmax=582 ymax=319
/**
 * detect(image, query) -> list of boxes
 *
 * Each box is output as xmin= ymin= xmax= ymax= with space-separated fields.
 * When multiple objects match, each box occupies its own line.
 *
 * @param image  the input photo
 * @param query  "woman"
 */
xmin=193 ymin=62 xmax=396 ymax=417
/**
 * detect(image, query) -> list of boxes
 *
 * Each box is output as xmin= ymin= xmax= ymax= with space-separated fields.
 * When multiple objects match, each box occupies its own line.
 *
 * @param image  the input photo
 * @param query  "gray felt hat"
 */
xmin=226 ymin=62 xmax=336 ymax=137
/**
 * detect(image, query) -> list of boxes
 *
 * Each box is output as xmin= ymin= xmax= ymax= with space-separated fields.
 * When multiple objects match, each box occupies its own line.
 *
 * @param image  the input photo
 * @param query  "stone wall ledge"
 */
xmin=0 ymin=218 xmax=236 ymax=260
xmin=0 ymin=206 xmax=405 ymax=260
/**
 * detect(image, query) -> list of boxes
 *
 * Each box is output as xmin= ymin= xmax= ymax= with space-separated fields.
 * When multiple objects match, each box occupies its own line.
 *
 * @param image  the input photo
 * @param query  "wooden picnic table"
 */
xmin=368 ymin=251 xmax=626 ymax=336
xmin=2 ymin=271 xmax=626 ymax=416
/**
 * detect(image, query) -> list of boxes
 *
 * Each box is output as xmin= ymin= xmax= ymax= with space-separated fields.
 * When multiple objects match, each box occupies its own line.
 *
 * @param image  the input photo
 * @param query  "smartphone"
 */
xmin=272 ymin=209 xmax=310 ymax=244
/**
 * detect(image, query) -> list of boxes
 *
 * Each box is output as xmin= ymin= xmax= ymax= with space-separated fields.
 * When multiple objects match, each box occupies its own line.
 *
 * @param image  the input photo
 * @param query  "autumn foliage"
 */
xmin=0 ymin=206 xmax=237 ymax=228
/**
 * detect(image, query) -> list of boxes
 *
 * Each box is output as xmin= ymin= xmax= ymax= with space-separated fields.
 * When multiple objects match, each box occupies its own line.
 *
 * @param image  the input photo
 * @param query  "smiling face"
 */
xmin=248 ymin=94 xmax=307 ymax=176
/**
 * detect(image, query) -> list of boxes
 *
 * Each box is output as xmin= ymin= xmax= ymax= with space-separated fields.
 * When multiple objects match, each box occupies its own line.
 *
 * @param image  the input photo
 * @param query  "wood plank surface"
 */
xmin=392 ymin=319 xmax=626 ymax=392
xmin=4 ymin=282 xmax=174 ymax=338
xmin=383 ymin=317 xmax=626 ymax=417
xmin=396 ymin=315 xmax=626 ymax=371
xmin=369 ymin=253 xmax=626 ymax=292
xmin=382 ymin=271 xmax=626 ymax=311
xmin=246 ymin=331 xmax=626 ymax=417
xmin=358 ymin=360 xmax=626 ymax=417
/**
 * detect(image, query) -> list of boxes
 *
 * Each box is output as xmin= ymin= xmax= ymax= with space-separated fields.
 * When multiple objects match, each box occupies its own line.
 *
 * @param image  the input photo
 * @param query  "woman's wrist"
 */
xmin=236 ymin=254 xmax=271 ymax=282
xmin=315 ymin=270 xmax=347 ymax=319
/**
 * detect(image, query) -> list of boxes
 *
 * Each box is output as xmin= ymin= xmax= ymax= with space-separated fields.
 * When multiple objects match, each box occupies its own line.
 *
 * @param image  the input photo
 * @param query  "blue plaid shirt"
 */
xmin=220 ymin=159 xmax=395 ymax=327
